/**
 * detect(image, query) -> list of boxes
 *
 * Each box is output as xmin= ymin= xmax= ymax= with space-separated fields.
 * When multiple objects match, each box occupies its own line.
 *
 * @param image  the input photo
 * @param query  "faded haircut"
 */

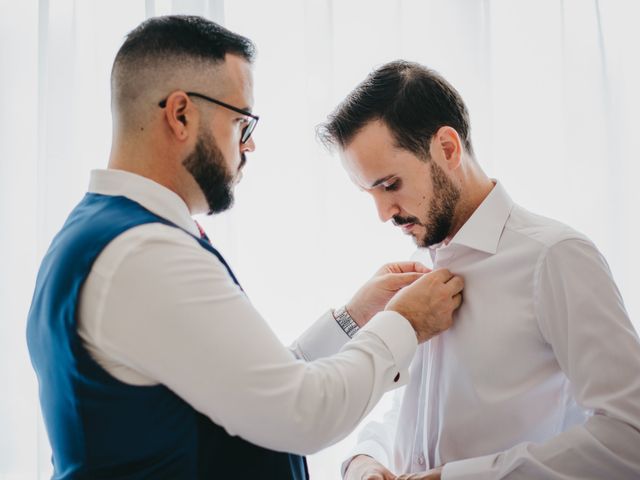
xmin=111 ymin=15 xmax=255 ymax=120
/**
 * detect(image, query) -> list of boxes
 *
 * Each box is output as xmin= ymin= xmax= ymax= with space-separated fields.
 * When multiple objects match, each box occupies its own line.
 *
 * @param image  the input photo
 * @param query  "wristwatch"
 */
xmin=333 ymin=306 xmax=360 ymax=338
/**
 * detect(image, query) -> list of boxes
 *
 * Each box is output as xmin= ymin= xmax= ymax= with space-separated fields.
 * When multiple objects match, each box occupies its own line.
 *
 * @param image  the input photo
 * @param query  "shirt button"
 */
xmin=394 ymin=372 xmax=400 ymax=382
xmin=417 ymin=454 xmax=425 ymax=466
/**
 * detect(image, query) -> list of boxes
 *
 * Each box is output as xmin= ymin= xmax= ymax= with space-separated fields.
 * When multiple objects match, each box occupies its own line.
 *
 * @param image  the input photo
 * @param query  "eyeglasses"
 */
xmin=158 ymin=92 xmax=259 ymax=144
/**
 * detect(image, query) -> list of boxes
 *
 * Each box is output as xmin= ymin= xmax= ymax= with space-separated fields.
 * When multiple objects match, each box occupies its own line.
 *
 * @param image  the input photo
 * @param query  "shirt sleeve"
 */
xmin=87 ymin=224 xmax=418 ymax=455
xmin=290 ymin=309 xmax=351 ymax=361
xmin=442 ymin=238 xmax=640 ymax=479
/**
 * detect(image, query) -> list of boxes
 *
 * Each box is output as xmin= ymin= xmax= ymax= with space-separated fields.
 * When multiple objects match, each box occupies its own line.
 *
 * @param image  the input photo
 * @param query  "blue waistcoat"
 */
xmin=26 ymin=193 xmax=309 ymax=479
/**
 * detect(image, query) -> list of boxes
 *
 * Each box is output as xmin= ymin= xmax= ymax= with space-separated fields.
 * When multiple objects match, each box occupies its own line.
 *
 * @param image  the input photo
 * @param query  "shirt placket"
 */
xmin=423 ymin=247 xmax=455 ymax=470
xmin=412 ymin=343 xmax=429 ymax=471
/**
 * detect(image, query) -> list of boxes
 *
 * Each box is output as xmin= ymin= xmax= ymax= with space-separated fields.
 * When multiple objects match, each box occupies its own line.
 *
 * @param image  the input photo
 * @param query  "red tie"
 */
xmin=195 ymin=221 xmax=211 ymax=244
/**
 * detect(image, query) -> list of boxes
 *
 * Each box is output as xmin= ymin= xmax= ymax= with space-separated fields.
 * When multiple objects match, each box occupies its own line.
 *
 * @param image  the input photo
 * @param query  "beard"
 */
xmin=393 ymin=161 xmax=460 ymax=248
xmin=182 ymin=129 xmax=237 ymax=215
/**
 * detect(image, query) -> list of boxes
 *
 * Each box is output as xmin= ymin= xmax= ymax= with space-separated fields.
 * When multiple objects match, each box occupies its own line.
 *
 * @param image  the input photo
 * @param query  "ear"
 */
xmin=161 ymin=91 xmax=195 ymax=141
xmin=434 ymin=126 xmax=462 ymax=170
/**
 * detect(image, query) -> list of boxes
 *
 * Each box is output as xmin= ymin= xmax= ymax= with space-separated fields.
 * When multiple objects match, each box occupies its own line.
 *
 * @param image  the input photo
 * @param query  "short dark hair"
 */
xmin=318 ymin=60 xmax=474 ymax=159
xmin=113 ymin=15 xmax=255 ymax=75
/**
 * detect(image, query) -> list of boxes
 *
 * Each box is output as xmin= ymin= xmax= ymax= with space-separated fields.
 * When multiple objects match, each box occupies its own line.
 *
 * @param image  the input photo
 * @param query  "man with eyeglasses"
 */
xmin=26 ymin=15 xmax=465 ymax=480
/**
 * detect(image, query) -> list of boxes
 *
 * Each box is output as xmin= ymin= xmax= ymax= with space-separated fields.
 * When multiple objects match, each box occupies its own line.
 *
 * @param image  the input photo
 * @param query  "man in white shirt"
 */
xmin=318 ymin=60 xmax=640 ymax=479
xmin=26 ymin=18 xmax=465 ymax=479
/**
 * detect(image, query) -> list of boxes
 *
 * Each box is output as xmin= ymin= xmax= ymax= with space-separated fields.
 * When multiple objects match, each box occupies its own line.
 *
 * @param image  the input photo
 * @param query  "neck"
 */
xmin=445 ymin=163 xmax=494 ymax=243
xmin=108 ymin=135 xmax=200 ymax=214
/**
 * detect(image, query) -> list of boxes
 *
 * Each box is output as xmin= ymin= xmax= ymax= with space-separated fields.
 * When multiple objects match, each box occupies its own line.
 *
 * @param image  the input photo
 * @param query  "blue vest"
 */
xmin=26 ymin=193 xmax=309 ymax=479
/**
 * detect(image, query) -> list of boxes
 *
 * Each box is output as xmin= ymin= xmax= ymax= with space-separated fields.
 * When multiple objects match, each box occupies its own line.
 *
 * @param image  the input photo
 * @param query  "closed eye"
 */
xmin=384 ymin=180 xmax=401 ymax=192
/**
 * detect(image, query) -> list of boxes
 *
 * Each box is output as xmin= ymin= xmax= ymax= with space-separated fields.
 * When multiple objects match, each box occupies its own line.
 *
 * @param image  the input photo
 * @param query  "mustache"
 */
xmin=238 ymin=153 xmax=247 ymax=171
xmin=392 ymin=215 xmax=420 ymax=227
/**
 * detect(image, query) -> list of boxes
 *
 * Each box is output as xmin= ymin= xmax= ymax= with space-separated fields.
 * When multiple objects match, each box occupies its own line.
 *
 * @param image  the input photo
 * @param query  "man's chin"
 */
xmin=206 ymin=195 xmax=235 ymax=215
xmin=408 ymin=226 xmax=427 ymax=248
xmin=415 ymin=232 xmax=439 ymax=249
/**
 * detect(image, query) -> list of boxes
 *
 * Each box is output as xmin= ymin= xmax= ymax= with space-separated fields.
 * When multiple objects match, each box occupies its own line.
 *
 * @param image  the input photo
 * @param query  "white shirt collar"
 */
xmin=88 ymin=169 xmax=200 ymax=237
xmin=430 ymin=180 xmax=514 ymax=256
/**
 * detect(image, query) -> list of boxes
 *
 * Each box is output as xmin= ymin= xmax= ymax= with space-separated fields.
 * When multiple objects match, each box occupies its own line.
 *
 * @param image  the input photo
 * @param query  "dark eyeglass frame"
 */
xmin=158 ymin=91 xmax=259 ymax=144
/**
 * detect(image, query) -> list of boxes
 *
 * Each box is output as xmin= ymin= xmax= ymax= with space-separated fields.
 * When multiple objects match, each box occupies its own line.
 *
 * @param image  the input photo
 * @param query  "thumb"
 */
xmin=384 ymin=272 xmax=425 ymax=290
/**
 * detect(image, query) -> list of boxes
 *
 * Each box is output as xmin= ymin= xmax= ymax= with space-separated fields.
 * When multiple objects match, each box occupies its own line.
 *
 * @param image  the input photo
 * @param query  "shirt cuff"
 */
xmin=441 ymin=453 xmax=498 ymax=480
xmin=359 ymin=310 xmax=418 ymax=380
xmin=294 ymin=309 xmax=351 ymax=360
xmin=341 ymin=440 xmax=391 ymax=478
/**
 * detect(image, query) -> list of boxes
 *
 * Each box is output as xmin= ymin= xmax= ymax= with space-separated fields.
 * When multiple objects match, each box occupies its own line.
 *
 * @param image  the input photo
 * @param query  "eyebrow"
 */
xmin=369 ymin=174 xmax=396 ymax=189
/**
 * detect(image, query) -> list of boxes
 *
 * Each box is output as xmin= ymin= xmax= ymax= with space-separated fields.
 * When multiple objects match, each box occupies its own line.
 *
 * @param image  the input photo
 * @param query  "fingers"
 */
xmin=430 ymin=268 xmax=454 ymax=282
xmin=403 ymin=261 xmax=431 ymax=274
xmin=429 ymin=269 xmax=464 ymax=296
xmin=397 ymin=468 xmax=441 ymax=480
xmin=385 ymin=272 xmax=425 ymax=289
xmin=452 ymin=292 xmax=463 ymax=309
xmin=345 ymin=454 xmax=396 ymax=480
xmin=396 ymin=269 xmax=463 ymax=294
xmin=445 ymin=275 xmax=464 ymax=295
xmin=382 ymin=261 xmax=432 ymax=274
xmin=432 ymin=270 xmax=464 ymax=309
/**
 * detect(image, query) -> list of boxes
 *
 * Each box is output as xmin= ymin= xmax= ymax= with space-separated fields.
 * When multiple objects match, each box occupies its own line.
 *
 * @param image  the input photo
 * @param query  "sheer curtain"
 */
xmin=1 ymin=1 xmax=638 ymax=478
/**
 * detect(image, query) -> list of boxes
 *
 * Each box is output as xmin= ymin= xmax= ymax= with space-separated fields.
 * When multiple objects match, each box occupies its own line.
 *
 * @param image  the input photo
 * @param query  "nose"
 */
xmin=372 ymin=193 xmax=399 ymax=223
xmin=241 ymin=136 xmax=256 ymax=153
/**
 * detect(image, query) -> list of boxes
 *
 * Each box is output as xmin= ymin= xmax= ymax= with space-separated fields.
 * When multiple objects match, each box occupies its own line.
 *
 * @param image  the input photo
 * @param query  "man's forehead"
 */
xmin=341 ymin=148 xmax=397 ymax=191
xmin=342 ymin=128 xmax=407 ymax=187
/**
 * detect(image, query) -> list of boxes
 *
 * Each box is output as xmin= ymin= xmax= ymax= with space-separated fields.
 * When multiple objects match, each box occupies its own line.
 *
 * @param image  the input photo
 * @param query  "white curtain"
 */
xmin=1 ymin=1 xmax=638 ymax=478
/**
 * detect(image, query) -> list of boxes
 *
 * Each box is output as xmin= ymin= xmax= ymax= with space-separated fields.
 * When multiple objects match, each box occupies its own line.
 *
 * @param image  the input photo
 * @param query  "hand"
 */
xmin=344 ymin=455 xmax=397 ymax=480
xmin=347 ymin=262 xmax=432 ymax=327
xmin=385 ymin=268 xmax=464 ymax=343
xmin=397 ymin=466 xmax=443 ymax=480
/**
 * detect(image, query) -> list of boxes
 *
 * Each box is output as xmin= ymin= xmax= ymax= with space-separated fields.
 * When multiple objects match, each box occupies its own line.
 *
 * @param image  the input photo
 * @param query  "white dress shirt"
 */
xmin=346 ymin=182 xmax=640 ymax=479
xmin=77 ymin=169 xmax=417 ymax=456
